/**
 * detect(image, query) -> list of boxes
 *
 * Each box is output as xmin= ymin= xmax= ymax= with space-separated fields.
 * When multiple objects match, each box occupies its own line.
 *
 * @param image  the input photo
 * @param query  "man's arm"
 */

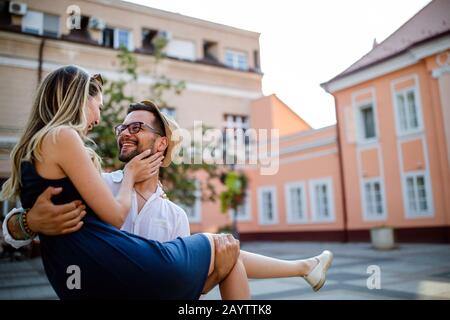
xmin=202 ymin=234 xmax=240 ymax=294
xmin=3 ymin=186 xmax=86 ymax=247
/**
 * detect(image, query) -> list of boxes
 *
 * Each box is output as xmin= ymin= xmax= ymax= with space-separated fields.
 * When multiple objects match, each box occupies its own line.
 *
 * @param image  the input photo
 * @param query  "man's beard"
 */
xmin=118 ymin=141 xmax=155 ymax=163
xmin=118 ymin=148 xmax=141 ymax=163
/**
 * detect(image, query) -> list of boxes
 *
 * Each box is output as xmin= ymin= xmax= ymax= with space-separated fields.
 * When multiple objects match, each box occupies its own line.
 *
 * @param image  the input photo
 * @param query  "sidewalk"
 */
xmin=1 ymin=241 xmax=450 ymax=300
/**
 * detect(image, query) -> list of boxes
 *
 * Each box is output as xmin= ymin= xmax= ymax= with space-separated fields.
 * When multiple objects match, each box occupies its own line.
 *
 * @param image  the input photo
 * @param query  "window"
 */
xmin=258 ymin=186 xmax=278 ymax=224
xmin=101 ymin=27 xmax=133 ymax=50
xmin=224 ymin=114 xmax=249 ymax=130
xmin=166 ymin=38 xmax=196 ymax=61
xmin=223 ymin=114 xmax=251 ymax=162
xmin=253 ymin=50 xmax=260 ymax=71
xmin=22 ymin=10 xmax=59 ymax=37
xmin=179 ymin=180 xmax=201 ymax=223
xmin=285 ymin=182 xmax=307 ymax=223
xmin=395 ymin=88 xmax=422 ymax=134
xmin=114 ymin=29 xmax=133 ymax=51
xmin=203 ymin=40 xmax=219 ymax=62
xmin=404 ymin=172 xmax=432 ymax=217
xmin=225 ymin=50 xmax=248 ymax=71
xmin=102 ymin=27 xmax=114 ymax=48
xmin=160 ymin=107 xmax=176 ymax=120
xmin=358 ymin=103 xmax=376 ymax=141
xmin=309 ymin=178 xmax=334 ymax=222
xmin=363 ymin=179 xmax=385 ymax=220
xmin=141 ymin=28 xmax=158 ymax=53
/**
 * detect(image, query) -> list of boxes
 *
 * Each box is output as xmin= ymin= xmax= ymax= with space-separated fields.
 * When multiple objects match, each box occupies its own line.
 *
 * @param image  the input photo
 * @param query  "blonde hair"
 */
xmin=1 ymin=65 xmax=103 ymax=200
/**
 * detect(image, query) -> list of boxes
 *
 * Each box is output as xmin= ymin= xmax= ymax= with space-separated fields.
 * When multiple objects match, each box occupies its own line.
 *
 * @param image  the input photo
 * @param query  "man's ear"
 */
xmin=156 ymin=136 xmax=169 ymax=153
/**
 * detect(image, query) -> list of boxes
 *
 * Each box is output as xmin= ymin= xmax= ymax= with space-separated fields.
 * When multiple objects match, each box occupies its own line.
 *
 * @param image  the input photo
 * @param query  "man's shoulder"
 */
xmin=160 ymin=197 xmax=188 ymax=217
xmin=101 ymin=170 xmax=123 ymax=183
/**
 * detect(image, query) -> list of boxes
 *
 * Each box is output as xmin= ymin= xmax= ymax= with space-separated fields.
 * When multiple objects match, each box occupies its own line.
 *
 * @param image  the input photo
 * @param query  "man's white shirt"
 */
xmin=103 ymin=170 xmax=190 ymax=241
xmin=2 ymin=170 xmax=191 ymax=248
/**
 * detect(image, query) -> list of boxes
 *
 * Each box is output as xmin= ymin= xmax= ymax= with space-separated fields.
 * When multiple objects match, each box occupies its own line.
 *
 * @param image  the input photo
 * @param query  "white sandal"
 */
xmin=304 ymin=250 xmax=333 ymax=292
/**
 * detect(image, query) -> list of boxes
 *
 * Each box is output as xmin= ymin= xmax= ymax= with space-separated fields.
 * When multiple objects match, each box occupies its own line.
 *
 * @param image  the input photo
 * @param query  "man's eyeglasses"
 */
xmin=114 ymin=121 xmax=164 ymax=137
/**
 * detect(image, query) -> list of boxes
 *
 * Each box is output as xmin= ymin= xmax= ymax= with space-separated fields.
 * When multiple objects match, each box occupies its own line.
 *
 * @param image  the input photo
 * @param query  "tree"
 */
xmin=219 ymin=170 xmax=248 ymax=239
xmin=91 ymin=42 xmax=220 ymax=208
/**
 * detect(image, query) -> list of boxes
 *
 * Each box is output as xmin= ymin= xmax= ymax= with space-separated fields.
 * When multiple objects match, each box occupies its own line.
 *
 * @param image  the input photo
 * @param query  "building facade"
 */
xmin=1 ymin=0 xmax=449 ymax=242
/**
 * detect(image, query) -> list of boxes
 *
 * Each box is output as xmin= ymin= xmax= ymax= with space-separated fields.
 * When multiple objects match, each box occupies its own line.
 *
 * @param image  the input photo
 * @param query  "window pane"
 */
xmin=290 ymin=187 xmax=303 ymax=220
xmin=361 ymin=105 xmax=376 ymax=139
xmin=397 ymin=94 xmax=408 ymax=131
xmin=43 ymin=13 xmax=59 ymax=37
xmin=118 ymin=30 xmax=129 ymax=48
xmin=407 ymin=177 xmax=417 ymax=213
xmin=365 ymin=183 xmax=373 ymax=215
xmin=374 ymin=182 xmax=383 ymax=215
xmin=263 ymin=191 xmax=273 ymax=221
xmin=407 ymin=91 xmax=419 ymax=129
xmin=416 ymin=176 xmax=427 ymax=211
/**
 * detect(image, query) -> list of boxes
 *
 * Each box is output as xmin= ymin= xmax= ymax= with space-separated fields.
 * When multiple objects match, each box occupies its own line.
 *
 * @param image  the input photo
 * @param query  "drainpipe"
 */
xmin=334 ymin=96 xmax=349 ymax=243
xmin=38 ymin=38 xmax=46 ymax=83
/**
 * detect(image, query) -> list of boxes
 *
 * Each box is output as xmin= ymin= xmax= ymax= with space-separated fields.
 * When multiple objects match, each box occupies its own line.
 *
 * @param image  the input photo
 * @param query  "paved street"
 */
xmin=1 ymin=241 xmax=450 ymax=300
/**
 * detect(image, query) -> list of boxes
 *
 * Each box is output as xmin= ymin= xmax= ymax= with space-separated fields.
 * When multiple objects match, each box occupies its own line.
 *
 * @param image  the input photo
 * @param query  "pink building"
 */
xmin=192 ymin=0 xmax=450 ymax=243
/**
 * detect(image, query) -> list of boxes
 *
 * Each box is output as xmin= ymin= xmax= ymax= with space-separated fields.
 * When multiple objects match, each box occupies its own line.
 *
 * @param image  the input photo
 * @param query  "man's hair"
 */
xmin=127 ymin=101 xmax=166 ymax=136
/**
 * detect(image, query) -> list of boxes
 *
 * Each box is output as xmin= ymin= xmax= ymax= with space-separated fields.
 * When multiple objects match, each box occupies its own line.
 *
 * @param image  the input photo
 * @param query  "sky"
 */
xmin=127 ymin=0 xmax=432 ymax=128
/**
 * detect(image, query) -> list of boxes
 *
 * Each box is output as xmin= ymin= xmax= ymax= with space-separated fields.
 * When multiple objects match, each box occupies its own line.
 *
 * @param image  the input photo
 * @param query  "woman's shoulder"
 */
xmin=45 ymin=125 xmax=82 ymax=147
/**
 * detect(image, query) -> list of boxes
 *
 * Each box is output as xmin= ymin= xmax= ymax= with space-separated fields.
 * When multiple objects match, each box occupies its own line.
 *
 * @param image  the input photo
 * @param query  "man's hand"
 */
xmin=213 ymin=234 xmax=240 ymax=282
xmin=25 ymin=186 xmax=86 ymax=235
xmin=201 ymin=234 xmax=240 ymax=294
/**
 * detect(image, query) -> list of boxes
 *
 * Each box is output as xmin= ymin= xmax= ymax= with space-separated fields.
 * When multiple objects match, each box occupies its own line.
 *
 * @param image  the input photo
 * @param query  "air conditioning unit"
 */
xmin=88 ymin=16 xmax=106 ymax=30
xmin=157 ymin=30 xmax=172 ymax=41
xmin=9 ymin=1 xmax=27 ymax=16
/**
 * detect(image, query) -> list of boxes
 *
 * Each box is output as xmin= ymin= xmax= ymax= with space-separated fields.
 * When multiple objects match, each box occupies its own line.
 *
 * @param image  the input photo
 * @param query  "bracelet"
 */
xmin=18 ymin=209 xmax=37 ymax=240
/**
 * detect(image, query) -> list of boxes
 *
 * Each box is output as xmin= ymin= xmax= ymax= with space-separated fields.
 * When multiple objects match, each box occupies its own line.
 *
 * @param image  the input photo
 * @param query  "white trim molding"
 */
xmin=284 ymin=181 xmax=308 ymax=224
xmin=257 ymin=185 xmax=278 ymax=225
xmin=308 ymin=177 xmax=335 ymax=223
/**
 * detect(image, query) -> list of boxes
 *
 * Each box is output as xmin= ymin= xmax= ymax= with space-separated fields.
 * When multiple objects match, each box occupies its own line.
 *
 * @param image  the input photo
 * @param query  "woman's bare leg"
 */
xmin=239 ymin=250 xmax=318 ymax=279
xmin=219 ymin=258 xmax=250 ymax=299
xmin=202 ymin=233 xmax=250 ymax=299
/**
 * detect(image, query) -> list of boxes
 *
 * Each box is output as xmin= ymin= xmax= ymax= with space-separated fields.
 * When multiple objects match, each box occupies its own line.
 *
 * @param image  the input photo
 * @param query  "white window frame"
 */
xmin=180 ymin=180 xmax=202 ymax=223
xmin=393 ymin=86 xmax=424 ymax=136
xmin=284 ymin=181 xmax=307 ymax=224
xmin=257 ymin=186 xmax=278 ymax=225
xmin=309 ymin=177 xmax=335 ymax=223
xmin=362 ymin=177 xmax=387 ymax=221
xmin=356 ymin=101 xmax=378 ymax=144
xmin=228 ymin=190 xmax=252 ymax=222
xmin=225 ymin=49 xmax=248 ymax=71
xmin=402 ymin=170 xmax=433 ymax=218
xmin=114 ymin=28 xmax=134 ymax=51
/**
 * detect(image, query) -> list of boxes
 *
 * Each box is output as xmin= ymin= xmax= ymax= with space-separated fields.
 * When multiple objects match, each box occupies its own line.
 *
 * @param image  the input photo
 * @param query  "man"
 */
xmin=2 ymin=100 xmax=238 ymax=294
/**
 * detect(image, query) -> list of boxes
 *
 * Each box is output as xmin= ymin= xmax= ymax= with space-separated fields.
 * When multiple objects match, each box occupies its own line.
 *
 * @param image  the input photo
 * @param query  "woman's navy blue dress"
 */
xmin=19 ymin=162 xmax=211 ymax=299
